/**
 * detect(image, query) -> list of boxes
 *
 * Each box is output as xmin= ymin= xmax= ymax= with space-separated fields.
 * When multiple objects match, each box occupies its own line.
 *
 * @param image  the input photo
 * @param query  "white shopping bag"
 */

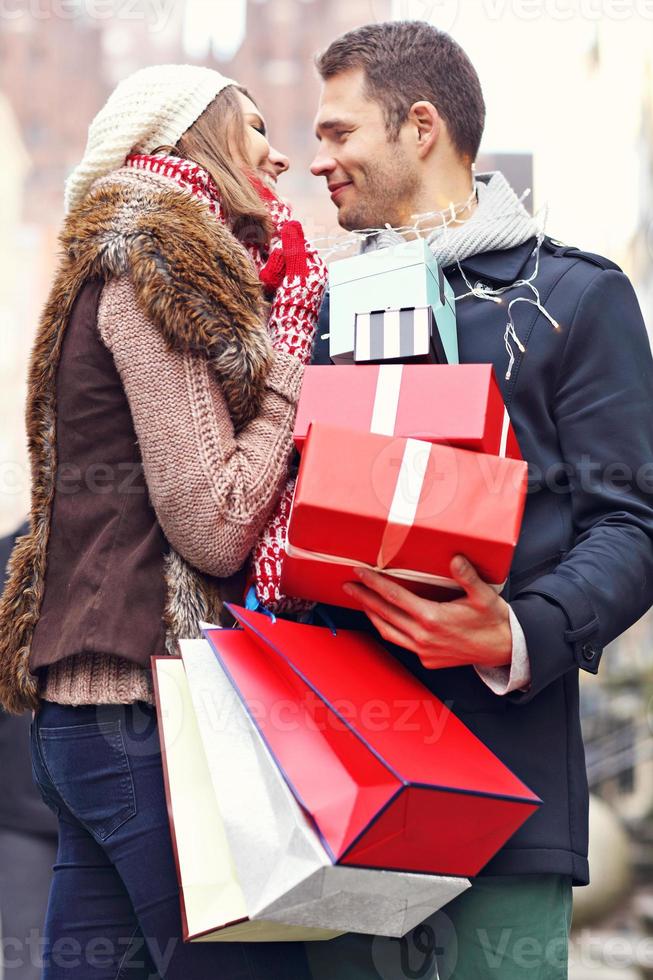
xmin=153 ymin=654 xmax=340 ymax=942
xmin=178 ymin=636 xmax=469 ymax=937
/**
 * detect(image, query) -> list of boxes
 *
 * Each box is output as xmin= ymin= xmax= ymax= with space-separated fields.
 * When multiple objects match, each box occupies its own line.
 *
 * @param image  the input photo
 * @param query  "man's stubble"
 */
xmin=337 ymin=143 xmax=421 ymax=232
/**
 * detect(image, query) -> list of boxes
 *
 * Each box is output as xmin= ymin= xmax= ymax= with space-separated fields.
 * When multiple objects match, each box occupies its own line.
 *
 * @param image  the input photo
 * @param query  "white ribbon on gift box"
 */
xmin=499 ymin=403 xmax=510 ymax=458
xmin=370 ymin=364 xmax=404 ymax=436
xmin=286 ymin=434 xmax=505 ymax=594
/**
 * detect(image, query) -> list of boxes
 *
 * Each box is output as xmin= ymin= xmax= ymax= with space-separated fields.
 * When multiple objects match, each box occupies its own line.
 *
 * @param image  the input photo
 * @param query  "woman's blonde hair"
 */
xmin=154 ymin=84 xmax=272 ymax=251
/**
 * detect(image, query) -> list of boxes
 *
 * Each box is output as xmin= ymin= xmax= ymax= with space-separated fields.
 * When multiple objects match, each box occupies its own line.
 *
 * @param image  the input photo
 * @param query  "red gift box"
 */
xmin=281 ymin=423 xmax=528 ymax=606
xmin=293 ymin=364 xmax=522 ymax=459
xmin=206 ymin=607 xmax=541 ymax=877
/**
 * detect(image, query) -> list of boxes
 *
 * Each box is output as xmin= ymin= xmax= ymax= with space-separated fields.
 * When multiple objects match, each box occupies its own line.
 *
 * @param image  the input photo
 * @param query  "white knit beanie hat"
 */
xmin=64 ymin=64 xmax=237 ymax=214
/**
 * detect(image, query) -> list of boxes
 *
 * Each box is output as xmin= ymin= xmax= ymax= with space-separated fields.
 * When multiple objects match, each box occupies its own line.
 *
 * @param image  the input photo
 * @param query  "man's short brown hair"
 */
xmin=315 ymin=21 xmax=486 ymax=163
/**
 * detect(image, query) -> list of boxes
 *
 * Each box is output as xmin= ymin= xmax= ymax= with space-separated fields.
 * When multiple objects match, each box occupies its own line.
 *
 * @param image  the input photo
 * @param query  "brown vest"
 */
xmin=29 ymin=278 xmax=169 ymax=671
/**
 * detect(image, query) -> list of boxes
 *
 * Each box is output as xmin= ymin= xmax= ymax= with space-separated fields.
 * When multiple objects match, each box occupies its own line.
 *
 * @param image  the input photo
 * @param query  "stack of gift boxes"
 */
xmin=280 ymin=238 xmax=529 ymax=611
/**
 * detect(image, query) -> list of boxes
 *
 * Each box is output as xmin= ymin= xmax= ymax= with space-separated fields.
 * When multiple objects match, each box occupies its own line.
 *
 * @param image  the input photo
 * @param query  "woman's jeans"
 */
xmin=30 ymin=699 xmax=313 ymax=980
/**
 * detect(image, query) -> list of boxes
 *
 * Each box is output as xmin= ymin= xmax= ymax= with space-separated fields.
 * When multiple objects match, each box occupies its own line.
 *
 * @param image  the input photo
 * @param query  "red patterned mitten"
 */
xmin=264 ymin=221 xmax=327 ymax=364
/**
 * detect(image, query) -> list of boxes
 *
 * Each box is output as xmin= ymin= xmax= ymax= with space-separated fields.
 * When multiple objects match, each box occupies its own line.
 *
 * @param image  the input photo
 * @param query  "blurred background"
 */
xmin=0 ymin=1 xmax=652 ymax=977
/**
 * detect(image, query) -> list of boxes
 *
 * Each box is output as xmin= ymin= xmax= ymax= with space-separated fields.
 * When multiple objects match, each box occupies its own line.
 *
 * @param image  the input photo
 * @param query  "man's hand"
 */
xmin=342 ymin=555 xmax=513 ymax=670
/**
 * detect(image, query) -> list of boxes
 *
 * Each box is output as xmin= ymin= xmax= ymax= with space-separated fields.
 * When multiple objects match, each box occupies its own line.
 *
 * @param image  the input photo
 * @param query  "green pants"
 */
xmin=305 ymin=874 xmax=573 ymax=980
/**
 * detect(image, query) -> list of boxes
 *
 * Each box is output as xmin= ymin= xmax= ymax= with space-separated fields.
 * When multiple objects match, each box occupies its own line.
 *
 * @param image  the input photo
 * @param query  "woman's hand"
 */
xmin=261 ymin=220 xmax=327 ymax=365
xmin=259 ymin=220 xmax=322 ymax=292
xmin=250 ymin=175 xmax=326 ymax=363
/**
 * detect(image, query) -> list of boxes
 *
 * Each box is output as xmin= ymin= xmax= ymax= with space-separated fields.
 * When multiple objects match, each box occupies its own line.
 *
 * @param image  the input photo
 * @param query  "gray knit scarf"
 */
xmin=365 ymin=171 xmax=540 ymax=268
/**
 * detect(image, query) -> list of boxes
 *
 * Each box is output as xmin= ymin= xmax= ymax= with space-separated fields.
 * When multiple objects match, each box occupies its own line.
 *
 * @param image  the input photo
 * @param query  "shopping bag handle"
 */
xmin=244 ymin=584 xmax=277 ymax=623
xmin=313 ymin=604 xmax=338 ymax=637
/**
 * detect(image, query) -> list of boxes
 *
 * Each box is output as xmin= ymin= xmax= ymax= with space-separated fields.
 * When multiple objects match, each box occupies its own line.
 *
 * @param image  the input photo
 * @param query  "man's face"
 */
xmin=311 ymin=68 xmax=420 ymax=231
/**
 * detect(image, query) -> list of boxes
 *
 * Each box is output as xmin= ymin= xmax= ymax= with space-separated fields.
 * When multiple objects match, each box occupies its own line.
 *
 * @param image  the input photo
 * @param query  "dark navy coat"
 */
xmin=311 ymin=236 xmax=653 ymax=885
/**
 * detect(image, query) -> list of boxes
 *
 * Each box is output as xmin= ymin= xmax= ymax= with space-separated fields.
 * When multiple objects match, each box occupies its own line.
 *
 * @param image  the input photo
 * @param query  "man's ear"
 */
xmin=407 ymin=101 xmax=440 ymax=158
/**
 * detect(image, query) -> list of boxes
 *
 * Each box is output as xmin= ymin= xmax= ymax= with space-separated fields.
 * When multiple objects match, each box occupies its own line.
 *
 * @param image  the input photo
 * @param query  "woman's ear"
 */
xmin=408 ymin=101 xmax=441 ymax=158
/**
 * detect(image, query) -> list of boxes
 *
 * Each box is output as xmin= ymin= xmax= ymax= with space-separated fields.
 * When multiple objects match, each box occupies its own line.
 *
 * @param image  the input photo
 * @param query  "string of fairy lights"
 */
xmin=310 ymin=177 xmax=560 ymax=380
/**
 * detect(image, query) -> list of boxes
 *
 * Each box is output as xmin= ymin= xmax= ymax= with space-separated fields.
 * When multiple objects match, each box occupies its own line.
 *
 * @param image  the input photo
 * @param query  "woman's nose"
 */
xmin=269 ymin=147 xmax=289 ymax=176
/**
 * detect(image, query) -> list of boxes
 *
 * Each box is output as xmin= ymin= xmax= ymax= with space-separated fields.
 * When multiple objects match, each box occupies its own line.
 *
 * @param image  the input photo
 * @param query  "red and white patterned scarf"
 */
xmin=126 ymin=152 xmax=225 ymax=217
xmin=125 ymin=152 xmax=265 ymax=270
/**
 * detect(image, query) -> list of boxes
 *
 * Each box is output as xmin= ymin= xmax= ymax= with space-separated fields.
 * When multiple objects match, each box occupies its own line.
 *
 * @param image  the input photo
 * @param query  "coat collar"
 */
xmin=444 ymin=236 xmax=539 ymax=286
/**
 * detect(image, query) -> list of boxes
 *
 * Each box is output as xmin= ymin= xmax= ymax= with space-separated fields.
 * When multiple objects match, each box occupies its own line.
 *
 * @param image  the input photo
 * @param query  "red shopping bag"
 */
xmin=204 ymin=607 xmax=541 ymax=878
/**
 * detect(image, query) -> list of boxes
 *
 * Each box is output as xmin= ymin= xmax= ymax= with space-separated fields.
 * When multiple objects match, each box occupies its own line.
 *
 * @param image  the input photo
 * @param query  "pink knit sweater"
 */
xmin=42 ymin=276 xmax=304 ymax=706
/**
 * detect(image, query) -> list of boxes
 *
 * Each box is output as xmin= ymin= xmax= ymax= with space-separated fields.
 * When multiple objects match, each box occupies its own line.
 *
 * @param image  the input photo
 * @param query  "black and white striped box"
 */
xmin=354 ymin=306 xmax=448 ymax=365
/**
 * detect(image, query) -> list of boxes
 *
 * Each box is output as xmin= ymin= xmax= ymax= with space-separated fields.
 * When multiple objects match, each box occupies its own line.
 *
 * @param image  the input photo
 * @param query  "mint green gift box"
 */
xmin=328 ymin=238 xmax=458 ymax=364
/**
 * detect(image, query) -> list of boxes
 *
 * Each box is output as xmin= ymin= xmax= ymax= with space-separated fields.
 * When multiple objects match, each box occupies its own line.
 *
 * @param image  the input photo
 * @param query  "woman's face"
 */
xmin=235 ymin=90 xmax=289 ymax=192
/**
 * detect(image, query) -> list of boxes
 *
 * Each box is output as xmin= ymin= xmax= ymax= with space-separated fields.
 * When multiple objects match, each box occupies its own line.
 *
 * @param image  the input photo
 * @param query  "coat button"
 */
xmin=581 ymin=642 xmax=597 ymax=662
